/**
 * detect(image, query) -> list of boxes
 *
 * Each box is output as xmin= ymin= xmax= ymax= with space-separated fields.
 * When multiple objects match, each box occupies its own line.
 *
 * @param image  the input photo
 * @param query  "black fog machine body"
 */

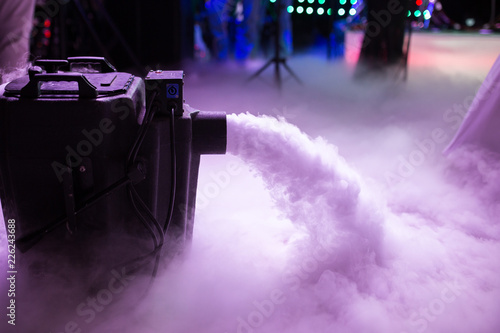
xmin=0 ymin=56 xmax=226 ymax=286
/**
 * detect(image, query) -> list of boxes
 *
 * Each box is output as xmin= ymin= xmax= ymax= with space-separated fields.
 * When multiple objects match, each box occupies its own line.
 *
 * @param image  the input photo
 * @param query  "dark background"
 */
xmin=30 ymin=0 xmax=499 ymax=70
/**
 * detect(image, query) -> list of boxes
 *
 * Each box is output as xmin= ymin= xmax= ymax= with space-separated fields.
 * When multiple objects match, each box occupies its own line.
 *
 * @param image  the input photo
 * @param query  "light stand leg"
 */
xmin=247 ymin=0 xmax=302 ymax=89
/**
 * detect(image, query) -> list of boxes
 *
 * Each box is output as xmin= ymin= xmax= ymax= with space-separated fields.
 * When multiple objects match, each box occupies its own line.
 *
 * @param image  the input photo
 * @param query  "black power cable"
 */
xmin=125 ymin=91 xmax=178 ymax=281
xmin=163 ymin=105 xmax=177 ymax=235
xmin=128 ymin=188 xmax=160 ymax=250
xmin=126 ymin=91 xmax=158 ymax=168
xmin=125 ymin=90 xmax=164 ymax=279
xmin=130 ymin=186 xmax=164 ymax=246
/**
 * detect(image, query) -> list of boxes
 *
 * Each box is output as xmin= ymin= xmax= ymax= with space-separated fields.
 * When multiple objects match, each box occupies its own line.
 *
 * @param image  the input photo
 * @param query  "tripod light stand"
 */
xmin=247 ymin=0 xmax=302 ymax=89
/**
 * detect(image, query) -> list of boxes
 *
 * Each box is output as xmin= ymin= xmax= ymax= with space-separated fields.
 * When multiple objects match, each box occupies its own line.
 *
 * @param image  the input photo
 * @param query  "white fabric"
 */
xmin=445 ymin=54 xmax=500 ymax=154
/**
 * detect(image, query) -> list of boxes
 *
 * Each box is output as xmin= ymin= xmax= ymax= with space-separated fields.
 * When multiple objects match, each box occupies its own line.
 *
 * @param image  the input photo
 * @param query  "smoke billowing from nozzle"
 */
xmin=221 ymin=113 xmax=500 ymax=333
xmin=226 ymin=112 xmax=386 ymax=276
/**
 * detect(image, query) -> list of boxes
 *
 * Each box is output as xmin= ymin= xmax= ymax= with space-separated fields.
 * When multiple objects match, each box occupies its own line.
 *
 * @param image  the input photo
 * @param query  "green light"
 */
xmin=327 ymin=8 xmax=331 ymax=15
xmin=338 ymin=8 xmax=345 ymax=16
xmin=306 ymin=7 xmax=313 ymax=14
xmin=350 ymin=0 xmax=357 ymax=4
xmin=349 ymin=8 xmax=356 ymax=15
xmin=270 ymin=0 xmax=276 ymax=3
xmin=339 ymin=0 xmax=347 ymax=4
xmin=287 ymin=5 xmax=294 ymax=13
xmin=317 ymin=7 xmax=324 ymax=15
xmin=297 ymin=6 xmax=304 ymax=14
xmin=298 ymin=0 xmax=305 ymax=2
xmin=407 ymin=10 xmax=411 ymax=17
xmin=414 ymin=10 xmax=421 ymax=17
xmin=423 ymin=9 xmax=431 ymax=20
xmin=308 ymin=0 xmax=314 ymax=3
xmin=318 ymin=0 xmax=325 ymax=4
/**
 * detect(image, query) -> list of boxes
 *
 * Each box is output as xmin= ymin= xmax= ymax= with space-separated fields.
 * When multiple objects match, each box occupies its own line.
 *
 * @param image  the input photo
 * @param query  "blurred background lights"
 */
xmin=465 ymin=18 xmax=476 ymax=26
xmin=423 ymin=9 xmax=431 ymax=20
xmin=276 ymin=0 xmax=437 ymax=19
